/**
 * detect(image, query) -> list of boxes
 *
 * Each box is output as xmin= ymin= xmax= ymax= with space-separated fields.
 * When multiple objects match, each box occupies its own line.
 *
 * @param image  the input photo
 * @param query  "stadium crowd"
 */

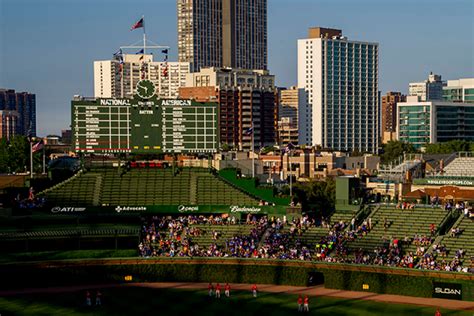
xmin=138 ymin=213 xmax=472 ymax=273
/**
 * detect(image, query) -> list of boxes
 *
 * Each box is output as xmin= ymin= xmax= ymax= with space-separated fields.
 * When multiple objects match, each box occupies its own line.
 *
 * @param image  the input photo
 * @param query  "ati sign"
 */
xmin=51 ymin=207 xmax=86 ymax=213
xmin=432 ymin=282 xmax=462 ymax=300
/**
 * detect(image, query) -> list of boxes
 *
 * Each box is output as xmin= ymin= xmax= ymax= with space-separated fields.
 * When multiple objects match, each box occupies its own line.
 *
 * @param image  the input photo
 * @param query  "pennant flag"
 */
xmin=244 ymin=127 xmax=254 ymax=135
xmin=136 ymin=49 xmax=144 ymax=55
xmin=161 ymin=49 xmax=168 ymax=54
xmin=32 ymin=140 xmax=44 ymax=153
xmin=130 ymin=17 xmax=144 ymax=31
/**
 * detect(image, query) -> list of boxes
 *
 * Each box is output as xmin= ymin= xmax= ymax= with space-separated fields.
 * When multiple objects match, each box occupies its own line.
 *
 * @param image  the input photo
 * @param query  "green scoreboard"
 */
xmin=72 ymin=87 xmax=218 ymax=154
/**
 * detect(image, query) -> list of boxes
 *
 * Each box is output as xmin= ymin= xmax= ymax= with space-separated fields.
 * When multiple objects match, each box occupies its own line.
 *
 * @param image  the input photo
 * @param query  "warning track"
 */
xmin=1 ymin=282 xmax=473 ymax=311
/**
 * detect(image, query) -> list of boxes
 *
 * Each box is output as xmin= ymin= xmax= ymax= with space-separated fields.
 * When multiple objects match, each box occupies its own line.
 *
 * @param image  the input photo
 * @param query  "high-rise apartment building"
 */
xmin=177 ymin=0 xmax=267 ymax=72
xmin=279 ymin=87 xmax=300 ymax=125
xmin=381 ymin=91 xmax=406 ymax=143
xmin=0 ymin=110 xmax=19 ymax=140
xmin=0 ymin=89 xmax=36 ymax=137
xmin=94 ymin=54 xmax=190 ymax=99
xmin=277 ymin=86 xmax=302 ymax=145
xmin=409 ymin=72 xmax=444 ymax=101
xmin=443 ymin=78 xmax=474 ymax=103
xmin=398 ymin=96 xmax=474 ymax=149
xmin=180 ymin=67 xmax=277 ymax=150
xmin=297 ymin=27 xmax=379 ymax=153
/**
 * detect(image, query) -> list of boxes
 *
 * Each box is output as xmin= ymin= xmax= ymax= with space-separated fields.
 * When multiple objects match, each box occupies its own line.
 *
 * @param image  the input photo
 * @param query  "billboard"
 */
xmin=72 ymin=94 xmax=218 ymax=154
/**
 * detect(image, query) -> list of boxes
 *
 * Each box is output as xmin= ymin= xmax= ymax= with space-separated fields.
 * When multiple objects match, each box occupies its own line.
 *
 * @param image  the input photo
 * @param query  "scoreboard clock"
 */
xmin=136 ymin=80 xmax=156 ymax=99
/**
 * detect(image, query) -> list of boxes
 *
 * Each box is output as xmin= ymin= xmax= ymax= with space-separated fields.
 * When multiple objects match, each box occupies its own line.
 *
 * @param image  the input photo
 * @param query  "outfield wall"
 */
xmin=1 ymin=258 xmax=472 ymax=301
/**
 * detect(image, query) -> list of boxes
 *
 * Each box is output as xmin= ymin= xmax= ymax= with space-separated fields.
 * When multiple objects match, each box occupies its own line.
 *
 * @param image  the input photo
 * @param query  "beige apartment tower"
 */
xmin=94 ymin=54 xmax=190 ymax=99
xmin=177 ymin=0 xmax=267 ymax=72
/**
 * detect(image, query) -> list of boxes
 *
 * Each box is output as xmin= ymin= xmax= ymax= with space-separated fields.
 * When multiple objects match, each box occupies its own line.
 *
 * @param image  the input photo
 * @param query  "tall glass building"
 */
xmin=297 ymin=27 xmax=379 ymax=153
xmin=398 ymin=99 xmax=474 ymax=149
xmin=442 ymin=78 xmax=474 ymax=103
xmin=177 ymin=0 xmax=267 ymax=72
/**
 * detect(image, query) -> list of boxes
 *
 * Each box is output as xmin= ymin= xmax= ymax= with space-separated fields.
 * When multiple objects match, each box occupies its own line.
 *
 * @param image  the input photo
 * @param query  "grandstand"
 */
xmin=344 ymin=206 xmax=448 ymax=254
xmin=441 ymin=156 xmax=474 ymax=177
xmin=186 ymin=224 xmax=255 ymax=247
xmin=435 ymin=216 xmax=474 ymax=267
xmin=293 ymin=212 xmax=355 ymax=246
xmin=0 ymin=221 xmax=139 ymax=253
xmin=41 ymin=167 xmax=260 ymax=207
xmin=43 ymin=172 xmax=100 ymax=206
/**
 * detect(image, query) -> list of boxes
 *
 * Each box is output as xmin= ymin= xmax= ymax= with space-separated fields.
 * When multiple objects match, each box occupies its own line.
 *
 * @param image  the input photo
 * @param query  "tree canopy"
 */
xmin=424 ymin=140 xmax=474 ymax=154
xmin=381 ymin=140 xmax=417 ymax=164
xmin=0 ymin=136 xmax=30 ymax=173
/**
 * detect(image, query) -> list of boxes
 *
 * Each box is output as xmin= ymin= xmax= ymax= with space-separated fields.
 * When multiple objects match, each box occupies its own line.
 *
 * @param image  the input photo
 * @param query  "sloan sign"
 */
xmin=432 ymin=282 xmax=462 ymax=300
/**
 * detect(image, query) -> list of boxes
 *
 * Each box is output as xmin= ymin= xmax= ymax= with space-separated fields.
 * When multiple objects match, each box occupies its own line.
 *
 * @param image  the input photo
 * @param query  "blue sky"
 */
xmin=1 ymin=0 xmax=473 ymax=136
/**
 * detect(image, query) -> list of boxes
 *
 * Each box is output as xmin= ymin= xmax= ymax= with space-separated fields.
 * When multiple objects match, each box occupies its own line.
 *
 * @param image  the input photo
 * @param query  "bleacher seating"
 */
xmin=43 ymin=173 xmax=99 ymax=206
xmin=186 ymin=224 xmax=254 ymax=247
xmin=42 ymin=167 xmax=260 ymax=206
xmin=285 ymin=212 xmax=355 ymax=248
xmin=442 ymin=157 xmax=474 ymax=177
xmin=195 ymin=173 xmax=258 ymax=205
xmin=344 ymin=206 xmax=447 ymax=254
xmin=436 ymin=217 xmax=473 ymax=267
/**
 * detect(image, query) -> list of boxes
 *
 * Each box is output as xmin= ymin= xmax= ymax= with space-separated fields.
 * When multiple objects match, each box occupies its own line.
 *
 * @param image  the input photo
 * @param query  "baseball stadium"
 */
xmin=0 ymin=153 xmax=473 ymax=316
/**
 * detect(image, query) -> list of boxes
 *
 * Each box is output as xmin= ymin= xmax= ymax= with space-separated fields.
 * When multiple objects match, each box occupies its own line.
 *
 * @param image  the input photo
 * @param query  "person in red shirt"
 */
xmin=208 ymin=283 xmax=213 ymax=297
xmin=95 ymin=290 xmax=102 ymax=306
xmin=251 ymin=284 xmax=258 ymax=297
xmin=225 ymin=283 xmax=231 ymax=297
xmin=303 ymin=295 xmax=309 ymax=312
xmin=297 ymin=295 xmax=303 ymax=312
xmin=215 ymin=283 xmax=221 ymax=298
xmin=85 ymin=291 xmax=92 ymax=307
xmin=435 ymin=308 xmax=442 ymax=316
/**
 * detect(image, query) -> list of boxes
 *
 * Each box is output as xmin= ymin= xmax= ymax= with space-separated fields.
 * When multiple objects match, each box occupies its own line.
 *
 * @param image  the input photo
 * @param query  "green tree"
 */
xmin=425 ymin=140 xmax=471 ymax=154
xmin=220 ymin=143 xmax=233 ymax=152
xmin=0 ymin=138 xmax=9 ymax=173
xmin=0 ymin=136 xmax=30 ymax=173
xmin=293 ymin=178 xmax=335 ymax=216
xmin=381 ymin=140 xmax=417 ymax=164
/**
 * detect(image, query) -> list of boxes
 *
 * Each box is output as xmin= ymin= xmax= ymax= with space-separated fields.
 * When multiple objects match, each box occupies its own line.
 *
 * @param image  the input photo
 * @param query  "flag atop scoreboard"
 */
xmin=72 ymin=81 xmax=218 ymax=154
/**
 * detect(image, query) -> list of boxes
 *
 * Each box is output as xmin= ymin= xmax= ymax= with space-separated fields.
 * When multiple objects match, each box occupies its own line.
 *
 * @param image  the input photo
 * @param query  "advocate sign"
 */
xmin=432 ymin=282 xmax=462 ymax=300
xmin=42 ymin=204 xmax=289 ymax=215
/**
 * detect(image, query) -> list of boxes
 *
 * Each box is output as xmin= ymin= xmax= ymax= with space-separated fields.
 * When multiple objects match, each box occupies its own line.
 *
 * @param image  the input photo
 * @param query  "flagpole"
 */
xmin=252 ymin=124 xmax=255 ymax=178
xmin=142 ymin=15 xmax=146 ymax=55
xmin=30 ymin=139 xmax=33 ymax=179
xmin=42 ymin=141 xmax=46 ymax=174
xmin=289 ymin=148 xmax=293 ymax=200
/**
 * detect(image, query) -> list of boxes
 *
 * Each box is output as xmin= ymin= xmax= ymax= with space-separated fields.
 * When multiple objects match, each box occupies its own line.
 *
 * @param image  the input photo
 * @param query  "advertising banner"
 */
xmin=432 ymin=282 xmax=462 ymax=300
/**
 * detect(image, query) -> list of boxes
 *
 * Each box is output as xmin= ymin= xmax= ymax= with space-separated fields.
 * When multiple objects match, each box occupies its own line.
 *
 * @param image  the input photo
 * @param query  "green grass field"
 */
xmin=0 ymin=287 xmax=470 ymax=316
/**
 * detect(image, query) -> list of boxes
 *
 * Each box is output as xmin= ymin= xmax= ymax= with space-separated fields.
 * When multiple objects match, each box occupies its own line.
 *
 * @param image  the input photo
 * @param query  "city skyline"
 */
xmin=1 ymin=0 xmax=473 ymax=136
